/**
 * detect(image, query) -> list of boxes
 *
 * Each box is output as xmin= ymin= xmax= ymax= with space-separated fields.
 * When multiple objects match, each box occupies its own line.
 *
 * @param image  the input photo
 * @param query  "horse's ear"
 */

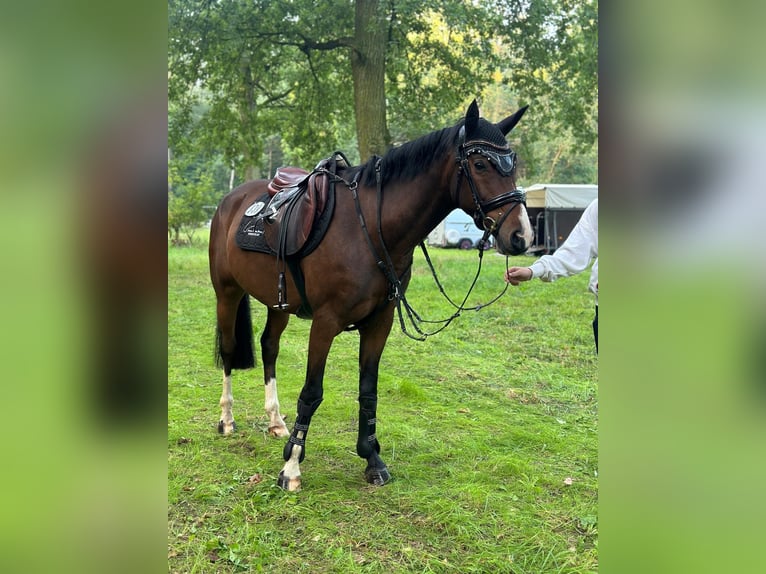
xmin=497 ymin=105 xmax=529 ymax=135
xmin=465 ymin=99 xmax=480 ymax=137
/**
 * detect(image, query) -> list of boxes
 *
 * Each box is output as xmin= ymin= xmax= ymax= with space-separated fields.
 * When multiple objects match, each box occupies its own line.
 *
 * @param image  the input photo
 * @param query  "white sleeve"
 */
xmin=529 ymin=199 xmax=598 ymax=282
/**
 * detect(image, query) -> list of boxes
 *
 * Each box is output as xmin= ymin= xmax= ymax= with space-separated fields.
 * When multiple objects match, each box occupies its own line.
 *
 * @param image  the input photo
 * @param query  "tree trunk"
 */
xmin=239 ymin=57 xmax=260 ymax=181
xmin=243 ymin=164 xmax=258 ymax=181
xmin=351 ymin=0 xmax=390 ymax=160
xmin=545 ymin=142 xmax=566 ymax=182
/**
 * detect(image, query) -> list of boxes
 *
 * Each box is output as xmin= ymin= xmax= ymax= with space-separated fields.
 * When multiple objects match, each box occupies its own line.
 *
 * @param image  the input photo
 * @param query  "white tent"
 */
xmin=525 ymin=183 xmax=598 ymax=209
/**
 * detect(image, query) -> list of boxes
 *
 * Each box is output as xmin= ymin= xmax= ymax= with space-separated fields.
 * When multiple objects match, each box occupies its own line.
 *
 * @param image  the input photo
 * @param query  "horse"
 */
xmin=208 ymin=99 xmax=533 ymax=490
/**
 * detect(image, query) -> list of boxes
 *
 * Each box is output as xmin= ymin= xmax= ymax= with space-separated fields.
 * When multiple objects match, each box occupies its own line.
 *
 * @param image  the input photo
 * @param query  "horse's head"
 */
xmin=455 ymin=100 xmax=533 ymax=255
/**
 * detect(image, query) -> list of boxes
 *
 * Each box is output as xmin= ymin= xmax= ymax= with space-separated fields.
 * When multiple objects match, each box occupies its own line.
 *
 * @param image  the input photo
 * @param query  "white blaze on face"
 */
xmin=518 ymin=204 xmax=533 ymax=245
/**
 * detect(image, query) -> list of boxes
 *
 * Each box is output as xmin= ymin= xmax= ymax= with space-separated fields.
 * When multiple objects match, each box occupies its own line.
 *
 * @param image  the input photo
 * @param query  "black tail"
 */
xmin=215 ymin=295 xmax=255 ymax=370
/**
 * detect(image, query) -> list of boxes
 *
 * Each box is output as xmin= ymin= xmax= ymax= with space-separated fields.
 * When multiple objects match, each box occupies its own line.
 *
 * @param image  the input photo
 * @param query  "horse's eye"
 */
xmin=474 ymin=160 xmax=488 ymax=172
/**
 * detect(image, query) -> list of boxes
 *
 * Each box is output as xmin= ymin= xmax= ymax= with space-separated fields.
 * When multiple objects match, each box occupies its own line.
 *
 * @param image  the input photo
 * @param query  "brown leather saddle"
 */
xmin=247 ymin=153 xmax=349 ymax=312
xmin=262 ymin=165 xmax=331 ymax=256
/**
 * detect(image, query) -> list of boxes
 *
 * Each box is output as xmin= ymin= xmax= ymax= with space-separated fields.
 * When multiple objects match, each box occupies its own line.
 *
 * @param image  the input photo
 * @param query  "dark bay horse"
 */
xmin=208 ymin=100 xmax=533 ymax=490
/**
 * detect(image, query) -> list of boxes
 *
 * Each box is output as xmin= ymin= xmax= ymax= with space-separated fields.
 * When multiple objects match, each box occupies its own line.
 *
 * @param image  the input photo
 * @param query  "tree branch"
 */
xmin=299 ymin=35 xmax=354 ymax=52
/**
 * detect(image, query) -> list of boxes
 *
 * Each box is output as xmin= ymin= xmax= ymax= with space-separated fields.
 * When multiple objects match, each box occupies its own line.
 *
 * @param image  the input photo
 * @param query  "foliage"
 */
xmin=169 ymin=237 xmax=598 ymax=572
xmin=384 ymin=1 xmax=504 ymax=143
xmin=168 ymin=155 xmax=224 ymax=245
xmin=169 ymin=0 xmax=359 ymax=175
xmin=480 ymin=83 xmax=597 ymax=185
xmin=496 ymin=0 xmax=599 ymax=149
xmin=170 ymin=1 xmax=514 ymax=167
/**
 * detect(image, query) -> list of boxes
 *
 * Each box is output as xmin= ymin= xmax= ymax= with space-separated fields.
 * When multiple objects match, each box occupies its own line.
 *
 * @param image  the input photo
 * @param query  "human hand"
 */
xmin=504 ymin=266 xmax=533 ymax=286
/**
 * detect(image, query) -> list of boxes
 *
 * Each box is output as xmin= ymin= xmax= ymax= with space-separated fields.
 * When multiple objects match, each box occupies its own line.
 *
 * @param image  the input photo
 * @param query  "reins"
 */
xmin=418 ymin=240 xmax=510 ymax=312
xmin=395 ymin=241 xmax=510 ymax=340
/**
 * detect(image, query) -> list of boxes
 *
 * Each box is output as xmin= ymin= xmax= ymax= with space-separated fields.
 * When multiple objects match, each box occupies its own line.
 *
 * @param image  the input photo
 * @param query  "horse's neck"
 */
xmin=373 ymin=165 xmax=455 ymax=255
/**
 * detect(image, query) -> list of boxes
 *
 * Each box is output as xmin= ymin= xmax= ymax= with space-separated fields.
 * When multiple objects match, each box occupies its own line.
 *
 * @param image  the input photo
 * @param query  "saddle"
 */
xmin=262 ymin=165 xmax=330 ymax=256
xmin=236 ymin=152 xmax=349 ymax=313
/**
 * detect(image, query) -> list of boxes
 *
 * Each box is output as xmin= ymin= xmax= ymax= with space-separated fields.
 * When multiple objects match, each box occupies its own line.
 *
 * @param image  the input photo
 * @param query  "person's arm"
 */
xmin=530 ymin=200 xmax=597 ymax=282
xmin=504 ymin=199 xmax=598 ymax=285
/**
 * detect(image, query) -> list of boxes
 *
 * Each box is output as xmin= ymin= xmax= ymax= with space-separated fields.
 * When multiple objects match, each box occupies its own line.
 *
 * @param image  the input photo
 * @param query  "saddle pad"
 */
xmin=235 ymin=186 xmax=336 ymax=258
xmin=235 ymin=192 xmax=274 ymax=254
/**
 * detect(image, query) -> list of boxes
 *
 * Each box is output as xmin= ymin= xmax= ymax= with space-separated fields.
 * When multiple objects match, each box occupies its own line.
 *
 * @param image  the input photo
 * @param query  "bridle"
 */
xmin=455 ymin=124 xmax=527 ymax=244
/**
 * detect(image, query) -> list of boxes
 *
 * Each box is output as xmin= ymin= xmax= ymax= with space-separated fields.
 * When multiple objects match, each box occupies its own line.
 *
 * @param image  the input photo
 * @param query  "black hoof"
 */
xmin=364 ymin=466 xmax=391 ymax=486
xmin=217 ymin=420 xmax=236 ymax=434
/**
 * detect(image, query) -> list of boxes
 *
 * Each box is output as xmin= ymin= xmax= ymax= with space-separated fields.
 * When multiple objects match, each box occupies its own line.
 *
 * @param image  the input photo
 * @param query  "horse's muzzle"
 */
xmin=497 ymin=228 xmax=531 ymax=255
xmin=510 ymin=229 xmax=530 ymax=254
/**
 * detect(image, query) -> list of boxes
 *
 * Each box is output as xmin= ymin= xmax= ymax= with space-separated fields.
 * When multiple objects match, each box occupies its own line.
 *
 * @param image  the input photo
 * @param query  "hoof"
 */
xmin=364 ymin=466 xmax=391 ymax=486
xmin=217 ymin=420 xmax=236 ymax=435
xmin=268 ymin=424 xmax=290 ymax=438
xmin=277 ymin=470 xmax=301 ymax=491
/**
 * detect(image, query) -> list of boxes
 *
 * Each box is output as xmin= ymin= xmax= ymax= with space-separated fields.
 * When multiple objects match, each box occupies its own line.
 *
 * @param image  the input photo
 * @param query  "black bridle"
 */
xmin=455 ymin=125 xmax=527 ymax=244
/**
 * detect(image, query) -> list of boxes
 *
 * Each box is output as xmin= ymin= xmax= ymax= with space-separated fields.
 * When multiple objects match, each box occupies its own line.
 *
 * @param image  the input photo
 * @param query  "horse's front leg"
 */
xmin=356 ymin=308 xmax=395 ymax=486
xmin=261 ymin=308 xmax=290 ymax=438
xmin=277 ymin=319 xmax=336 ymax=491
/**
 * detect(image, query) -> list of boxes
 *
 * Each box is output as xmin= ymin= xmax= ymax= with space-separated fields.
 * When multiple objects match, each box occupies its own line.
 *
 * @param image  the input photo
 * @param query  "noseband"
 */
xmin=455 ymin=125 xmax=527 ymax=235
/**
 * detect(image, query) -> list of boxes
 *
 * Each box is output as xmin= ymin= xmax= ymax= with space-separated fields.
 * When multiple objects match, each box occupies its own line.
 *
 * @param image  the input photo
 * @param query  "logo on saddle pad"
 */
xmin=244 ymin=201 xmax=266 ymax=217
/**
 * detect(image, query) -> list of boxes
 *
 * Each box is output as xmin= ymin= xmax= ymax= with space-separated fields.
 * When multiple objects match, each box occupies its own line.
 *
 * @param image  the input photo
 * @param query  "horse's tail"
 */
xmin=215 ymin=294 xmax=256 ymax=370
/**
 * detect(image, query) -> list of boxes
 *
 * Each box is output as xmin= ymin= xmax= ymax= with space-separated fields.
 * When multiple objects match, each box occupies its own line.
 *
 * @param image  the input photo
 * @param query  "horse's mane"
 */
xmin=350 ymin=123 xmax=462 ymax=188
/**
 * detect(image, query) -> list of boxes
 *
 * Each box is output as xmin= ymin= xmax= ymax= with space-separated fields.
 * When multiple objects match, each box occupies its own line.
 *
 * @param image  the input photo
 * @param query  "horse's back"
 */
xmin=212 ymin=180 xmax=270 ymax=228
xmin=209 ymin=180 xmax=270 ymax=289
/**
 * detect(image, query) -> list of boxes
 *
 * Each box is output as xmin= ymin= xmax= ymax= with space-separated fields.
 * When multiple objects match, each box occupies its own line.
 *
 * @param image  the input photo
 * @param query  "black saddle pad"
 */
xmin=235 ymin=192 xmax=273 ymax=254
xmin=235 ymin=187 xmax=335 ymax=257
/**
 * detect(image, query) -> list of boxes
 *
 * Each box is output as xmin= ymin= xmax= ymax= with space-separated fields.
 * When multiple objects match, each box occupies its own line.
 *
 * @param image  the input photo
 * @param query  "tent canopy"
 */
xmin=525 ymin=184 xmax=597 ymax=209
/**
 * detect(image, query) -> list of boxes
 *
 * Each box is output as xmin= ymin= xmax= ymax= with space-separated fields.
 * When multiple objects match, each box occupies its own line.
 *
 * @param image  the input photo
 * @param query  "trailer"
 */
xmin=427 ymin=209 xmax=492 ymax=250
xmin=525 ymin=184 xmax=597 ymax=254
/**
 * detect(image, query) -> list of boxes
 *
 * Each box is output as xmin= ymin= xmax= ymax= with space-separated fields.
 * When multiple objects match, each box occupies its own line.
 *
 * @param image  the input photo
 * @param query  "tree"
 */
xmin=169 ymin=0 xmax=504 ymax=172
xmin=168 ymin=149 xmax=226 ymax=245
xmin=351 ymin=0 xmax=389 ymax=157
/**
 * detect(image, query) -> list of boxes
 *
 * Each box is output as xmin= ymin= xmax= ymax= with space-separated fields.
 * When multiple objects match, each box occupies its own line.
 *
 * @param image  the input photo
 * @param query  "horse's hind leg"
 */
xmin=215 ymin=289 xmax=255 ymax=435
xmin=277 ymin=319 xmax=336 ymax=491
xmin=261 ymin=308 xmax=290 ymax=438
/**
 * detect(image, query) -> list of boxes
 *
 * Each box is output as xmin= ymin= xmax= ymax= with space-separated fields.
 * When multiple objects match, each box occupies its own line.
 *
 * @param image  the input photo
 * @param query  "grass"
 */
xmin=169 ymin=234 xmax=597 ymax=573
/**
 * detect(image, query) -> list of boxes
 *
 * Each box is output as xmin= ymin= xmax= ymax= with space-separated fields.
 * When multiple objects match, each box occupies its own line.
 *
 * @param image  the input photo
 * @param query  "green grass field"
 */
xmin=169 ymin=236 xmax=597 ymax=573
